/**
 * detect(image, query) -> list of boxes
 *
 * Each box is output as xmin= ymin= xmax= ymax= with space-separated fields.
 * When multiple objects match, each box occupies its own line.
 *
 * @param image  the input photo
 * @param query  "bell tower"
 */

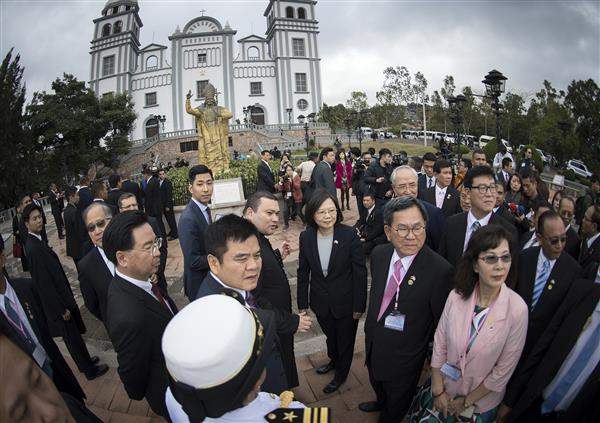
xmin=89 ymin=0 xmax=142 ymax=97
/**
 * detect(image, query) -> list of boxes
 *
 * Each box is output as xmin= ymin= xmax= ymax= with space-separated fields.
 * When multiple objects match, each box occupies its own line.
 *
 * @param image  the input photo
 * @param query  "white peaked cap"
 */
xmin=162 ymin=295 xmax=256 ymax=389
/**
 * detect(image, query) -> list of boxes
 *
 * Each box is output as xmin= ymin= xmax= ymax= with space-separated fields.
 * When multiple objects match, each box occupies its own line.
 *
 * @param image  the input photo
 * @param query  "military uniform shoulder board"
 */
xmin=264 ymin=407 xmax=331 ymax=422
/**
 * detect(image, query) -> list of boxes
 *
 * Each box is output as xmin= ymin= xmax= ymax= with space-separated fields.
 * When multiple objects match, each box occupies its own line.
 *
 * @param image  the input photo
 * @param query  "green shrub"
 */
xmin=563 ymin=169 xmax=592 ymax=186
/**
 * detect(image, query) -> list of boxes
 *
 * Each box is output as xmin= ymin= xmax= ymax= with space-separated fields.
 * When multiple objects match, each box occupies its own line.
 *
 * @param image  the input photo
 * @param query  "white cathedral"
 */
xmin=89 ymin=0 xmax=324 ymax=141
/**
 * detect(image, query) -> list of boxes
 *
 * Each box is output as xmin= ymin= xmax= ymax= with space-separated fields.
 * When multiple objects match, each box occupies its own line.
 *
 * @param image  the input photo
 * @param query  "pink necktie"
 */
xmin=378 ymin=259 xmax=404 ymax=321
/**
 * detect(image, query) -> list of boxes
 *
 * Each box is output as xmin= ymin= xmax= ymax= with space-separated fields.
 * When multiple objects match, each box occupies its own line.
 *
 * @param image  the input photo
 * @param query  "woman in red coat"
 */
xmin=335 ymin=150 xmax=353 ymax=210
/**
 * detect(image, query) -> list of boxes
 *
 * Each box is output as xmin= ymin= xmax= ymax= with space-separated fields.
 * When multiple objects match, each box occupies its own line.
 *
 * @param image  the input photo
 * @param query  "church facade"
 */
xmin=89 ymin=0 xmax=323 ymax=141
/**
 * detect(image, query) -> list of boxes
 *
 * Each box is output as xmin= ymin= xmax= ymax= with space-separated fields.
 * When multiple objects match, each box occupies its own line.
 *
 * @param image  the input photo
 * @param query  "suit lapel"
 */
xmin=380 ymin=247 xmax=426 ymax=319
xmin=522 ymin=248 xmax=539 ymax=307
xmin=373 ymin=244 xmax=395 ymax=313
xmin=115 ymin=277 xmax=172 ymax=321
xmin=326 ymin=226 xmax=341 ymax=276
xmin=189 ymin=199 xmax=208 ymax=227
xmin=457 ymin=213 xmax=468 ymax=250
xmin=307 ymin=228 xmax=325 ymax=278
xmin=532 ymin=253 xmax=565 ymax=314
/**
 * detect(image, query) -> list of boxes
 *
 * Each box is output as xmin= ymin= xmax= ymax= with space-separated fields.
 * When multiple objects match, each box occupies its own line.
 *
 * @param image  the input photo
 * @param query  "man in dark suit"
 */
xmin=501 ymin=280 xmax=600 ymax=422
xmin=195 ymin=214 xmax=289 ymax=393
xmin=90 ymin=180 xmax=118 ymax=216
xmin=78 ymin=203 xmax=115 ymax=323
xmin=30 ymin=192 xmax=48 ymax=243
xmin=77 ymin=176 xmax=93 ymax=214
xmin=354 ymin=192 xmax=385 ymax=255
xmin=359 ymin=197 xmax=453 ymax=422
xmin=494 ymin=182 xmax=531 ymax=235
xmin=158 ymin=169 xmax=178 ymax=240
xmin=513 ymin=210 xmax=582 ymax=359
xmin=48 ymin=183 xmax=65 ymax=239
xmin=143 ymin=167 xmax=166 ymax=238
xmin=0 ymin=246 xmax=86 ymax=402
xmin=106 ymin=174 xmax=124 ymax=211
xmin=63 ymin=187 xmax=91 ymax=268
xmin=419 ymin=159 xmax=462 ymax=217
xmin=102 ymin=210 xmax=177 ymax=418
xmin=496 ymin=156 xmax=513 ymax=190
xmin=244 ymin=191 xmax=312 ymax=389
xmin=390 ymin=165 xmax=445 ymax=251
xmin=417 ymin=151 xmax=437 ymax=193
xmin=557 ymin=196 xmax=581 ymax=260
xmin=363 ymin=148 xmax=394 ymax=208
xmin=120 ymin=175 xmax=144 ymax=211
xmin=310 ymin=147 xmax=337 ymax=199
xmin=256 ymin=150 xmax=276 ymax=193
xmin=520 ymin=201 xmax=552 ymax=250
xmin=178 ymin=165 xmax=213 ymax=299
xmin=439 ymin=165 xmax=518 ymax=266
xmin=22 ymin=203 xmax=108 ymax=380
xmin=579 ymin=205 xmax=600 ymax=279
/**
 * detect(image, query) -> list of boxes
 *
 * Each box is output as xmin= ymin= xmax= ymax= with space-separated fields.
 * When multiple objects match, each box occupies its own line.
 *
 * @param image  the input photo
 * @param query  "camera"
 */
xmin=392 ymin=151 xmax=408 ymax=168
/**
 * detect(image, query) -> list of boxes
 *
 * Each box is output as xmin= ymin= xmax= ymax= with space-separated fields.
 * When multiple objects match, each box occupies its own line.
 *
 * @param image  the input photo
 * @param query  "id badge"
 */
xmin=384 ymin=312 xmax=405 ymax=332
xmin=32 ymin=345 xmax=46 ymax=367
xmin=286 ymin=192 xmax=292 ymax=199
xmin=440 ymin=362 xmax=461 ymax=381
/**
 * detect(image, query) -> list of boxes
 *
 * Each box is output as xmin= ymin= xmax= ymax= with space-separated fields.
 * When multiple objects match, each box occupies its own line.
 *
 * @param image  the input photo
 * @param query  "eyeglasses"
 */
xmin=393 ymin=182 xmax=417 ymax=191
xmin=390 ymin=223 xmax=425 ymax=238
xmin=542 ymin=234 xmax=567 ymax=245
xmin=131 ymin=237 xmax=163 ymax=256
xmin=316 ymin=208 xmax=337 ymax=217
xmin=87 ymin=218 xmax=111 ymax=232
xmin=479 ymin=253 xmax=512 ymax=264
xmin=469 ymin=184 xmax=497 ymax=194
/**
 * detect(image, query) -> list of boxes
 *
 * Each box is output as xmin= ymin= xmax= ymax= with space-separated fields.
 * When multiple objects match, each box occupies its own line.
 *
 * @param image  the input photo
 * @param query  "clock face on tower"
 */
xmin=185 ymin=18 xmax=220 ymax=34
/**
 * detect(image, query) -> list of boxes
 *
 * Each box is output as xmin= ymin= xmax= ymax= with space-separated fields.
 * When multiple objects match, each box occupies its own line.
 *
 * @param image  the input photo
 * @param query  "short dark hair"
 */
xmin=472 ymin=148 xmax=486 ymax=157
xmin=433 ymin=159 xmax=451 ymax=174
xmin=22 ymin=203 xmax=43 ymax=223
xmin=304 ymin=189 xmax=341 ymax=229
xmin=108 ymin=174 xmax=121 ymax=189
xmin=308 ymin=151 xmax=319 ymax=160
xmin=66 ymin=186 xmax=78 ymax=200
xmin=260 ymin=150 xmax=270 ymax=157
xmin=422 ymin=152 xmax=436 ymax=162
xmin=188 ymin=165 xmax=213 ymax=184
xmin=205 ymin=214 xmax=259 ymax=262
xmin=244 ymin=191 xmax=278 ymax=215
xmin=319 ymin=147 xmax=334 ymax=161
xmin=79 ymin=175 xmax=90 ymax=185
xmin=533 ymin=200 xmax=553 ymax=214
xmin=519 ymin=167 xmax=536 ymax=182
xmin=558 ymin=195 xmax=576 ymax=210
xmin=455 ymin=224 xmax=517 ymax=298
xmin=589 ymin=205 xmax=600 ymax=228
xmin=379 ymin=148 xmax=392 ymax=158
xmin=501 ymin=157 xmax=512 ymax=168
xmin=90 ymin=180 xmax=106 ymax=198
xmin=18 ymin=194 xmax=30 ymax=207
xmin=118 ymin=192 xmax=137 ymax=208
xmin=362 ymin=191 xmax=375 ymax=201
xmin=102 ymin=210 xmax=148 ymax=264
xmin=464 ymin=165 xmax=496 ymax=188
xmin=361 ymin=151 xmax=372 ymax=158
xmin=537 ymin=209 xmax=562 ymax=235
xmin=383 ymin=197 xmax=428 ymax=226
xmin=591 ymin=175 xmax=599 ymax=184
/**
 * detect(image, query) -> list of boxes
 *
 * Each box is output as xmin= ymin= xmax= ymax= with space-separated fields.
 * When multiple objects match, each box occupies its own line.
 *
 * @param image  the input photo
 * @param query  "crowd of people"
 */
xmin=1 ymin=142 xmax=599 ymax=423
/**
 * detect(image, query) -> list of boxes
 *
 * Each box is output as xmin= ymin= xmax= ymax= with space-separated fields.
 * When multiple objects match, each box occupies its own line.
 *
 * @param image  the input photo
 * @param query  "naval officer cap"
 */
xmin=162 ymin=294 xmax=276 ymax=422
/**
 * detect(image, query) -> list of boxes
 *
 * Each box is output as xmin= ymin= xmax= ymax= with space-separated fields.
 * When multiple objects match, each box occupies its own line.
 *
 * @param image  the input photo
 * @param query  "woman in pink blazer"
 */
xmin=335 ymin=150 xmax=353 ymax=211
xmin=409 ymin=225 xmax=528 ymax=422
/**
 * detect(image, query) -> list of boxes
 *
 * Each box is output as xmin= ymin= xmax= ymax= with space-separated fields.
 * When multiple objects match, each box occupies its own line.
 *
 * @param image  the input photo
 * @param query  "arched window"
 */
xmin=102 ymin=23 xmax=111 ymax=37
xmin=145 ymin=118 xmax=159 ymax=138
xmin=250 ymin=106 xmax=265 ymax=125
xmin=113 ymin=21 xmax=123 ymax=34
xmin=247 ymin=46 xmax=260 ymax=60
xmin=298 ymin=8 xmax=306 ymax=19
xmin=146 ymin=55 xmax=158 ymax=70
xmin=285 ymin=6 xmax=294 ymax=18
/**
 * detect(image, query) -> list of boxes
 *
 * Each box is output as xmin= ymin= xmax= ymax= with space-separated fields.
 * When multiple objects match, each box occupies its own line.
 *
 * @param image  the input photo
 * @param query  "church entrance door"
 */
xmin=250 ymin=106 xmax=265 ymax=125
xmin=145 ymin=118 xmax=159 ymax=138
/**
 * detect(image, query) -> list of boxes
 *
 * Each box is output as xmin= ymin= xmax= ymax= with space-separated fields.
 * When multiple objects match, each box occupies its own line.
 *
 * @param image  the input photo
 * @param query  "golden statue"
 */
xmin=185 ymin=82 xmax=233 ymax=174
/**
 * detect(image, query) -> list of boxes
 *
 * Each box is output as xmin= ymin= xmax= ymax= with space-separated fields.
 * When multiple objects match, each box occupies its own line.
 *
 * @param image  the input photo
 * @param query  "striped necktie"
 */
xmin=532 ymin=258 xmax=551 ymax=308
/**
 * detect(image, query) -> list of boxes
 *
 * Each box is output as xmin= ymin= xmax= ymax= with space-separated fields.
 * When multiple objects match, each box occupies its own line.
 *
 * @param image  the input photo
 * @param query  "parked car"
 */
xmin=566 ymin=159 xmax=593 ymax=178
xmin=479 ymin=136 xmax=512 ymax=152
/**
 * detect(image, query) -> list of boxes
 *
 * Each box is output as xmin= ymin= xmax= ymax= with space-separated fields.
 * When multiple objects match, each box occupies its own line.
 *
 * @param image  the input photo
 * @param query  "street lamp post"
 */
xmin=447 ymin=94 xmax=467 ymax=163
xmin=286 ymin=108 xmax=293 ymax=129
xmin=298 ymin=113 xmax=315 ymax=150
xmin=482 ymin=69 xmax=507 ymax=150
xmin=150 ymin=114 xmax=166 ymax=140
xmin=355 ymin=110 xmax=369 ymax=153
xmin=344 ymin=116 xmax=353 ymax=150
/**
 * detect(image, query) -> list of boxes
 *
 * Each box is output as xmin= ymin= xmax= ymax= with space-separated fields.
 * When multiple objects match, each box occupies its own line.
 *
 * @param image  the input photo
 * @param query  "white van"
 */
xmin=360 ymin=127 xmax=373 ymax=137
xmin=478 ymin=136 xmax=512 ymax=152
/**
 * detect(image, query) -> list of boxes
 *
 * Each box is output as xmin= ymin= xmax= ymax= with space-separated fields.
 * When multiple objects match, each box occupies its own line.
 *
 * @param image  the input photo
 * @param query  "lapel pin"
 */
xmin=447 ymin=194 xmax=451 ymax=199
xmin=548 ymin=285 xmax=553 ymax=290
xmin=334 ymin=240 xmax=338 ymax=245
xmin=408 ymin=275 xmax=416 ymax=286
xmin=24 ymin=303 xmax=34 ymax=320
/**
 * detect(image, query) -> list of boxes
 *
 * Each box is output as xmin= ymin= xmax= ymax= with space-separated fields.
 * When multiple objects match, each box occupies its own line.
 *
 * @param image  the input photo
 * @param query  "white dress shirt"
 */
xmin=385 ymin=250 xmax=417 ymax=292
xmin=523 ymin=230 xmax=540 ymax=250
xmin=97 ymin=247 xmax=115 ymax=276
xmin=28 ymin=232 xmax=42 ymax=242
xmin=191 ymin=197 xmax=211 ymax=224
xmin=297 ymin=160 xmax=316 ymax=182
xmin=366 ymin=205 xmax=375 ymax=220
xmin=210 ymin=272 xmax=248 ymax=305
xmin=435 ymin=185 xmax=448 ymax=209
xmin=535 ymin=249 xmax=557 ymax=283
xmin=115 ymin=270 xmax=173 ymax=314
xmin=463 ymin=211 xmax=493 ymax=251
xmin=543 ymin=298 xmax=600 ymax=410
xmin=587 ymin=232 xmax=600 ymax=249
xmin=426 ymin=175 xmax=436 ymax=189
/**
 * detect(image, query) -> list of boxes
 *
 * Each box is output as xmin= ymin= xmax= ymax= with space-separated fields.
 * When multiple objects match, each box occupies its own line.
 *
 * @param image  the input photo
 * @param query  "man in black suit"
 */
xmin=496 ymin=156 xmax=513 ymax=190
xmin=63 ymin=187 xmax=91 ymax=268
xmin=579 ymin=205 xmax=600 ymax=280
xmin=391 ymin=165 xmax=446 ymax=251
xmin=158 ymin=169 xmax=178 ymax=240
xmin=439 ymin=165 xmax=518 ymax=266
xmin=520 ymin=168 xmax=542 ymax=213
xmin=364 ymin=148 xmax=394 ymax=208
xmin=419 ymin=159 xmax=462 ymax=217
xmin=0 ymin=245 xmax=86 ymax=402
xmin=195 ymin=214 xmax=289 ymax=393
xmin=143 ymin=167 xmax=166 ymax=238
xmin=120 ymin=175 xmax=144 ymax=212
xmin=48 ymin=183 xmax=65 ymax=239
xmin=417 ymin=151 xmax=437 ymax=193
xmin=78 ymin=203 xmax=115 ymax=323
xmin=244 ymin=191 xmax=312 ymax=389
xmin=256 ymin=150 xmax=276 ymax=193
xmin=90 ymin=180 xmax=118 ymax=215
xmin=359 ymin=197 xmax=453 ymax=422
xmin=311 ymin=147 xmax=337 ymax=199
xmin=102 ymin=210 xmax=177 ymax=418
xmin=494 ymin=182 xmax=531 ymax=235
xmin=77 ymin=176 xmax=93 ymax=213
xmin=513 ymin=210 xmax=582 ymax=358
xmin=354 ymin=192 xmax=385 ymax=255
xmin=520 ymin=201 xmax=552 ymax=250
xmin=30 ymin=191 xmax=48 ymax=243
xmin=557 ymin=195 xmax=581 ymax=260
xmin=22 ymin=203 xmax=108 ymax=380
xmin=106 ymin=174 xmax=124 ymax=211
xmin=178 ymin=165 xmax=213 ymax=299
xmin=501 ymin=280 xmax=600 ymax=422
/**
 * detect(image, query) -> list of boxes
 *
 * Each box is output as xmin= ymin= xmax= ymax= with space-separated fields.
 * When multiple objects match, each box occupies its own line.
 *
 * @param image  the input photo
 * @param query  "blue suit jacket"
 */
xmin=177 ymin=199 xmax=209 ymax=299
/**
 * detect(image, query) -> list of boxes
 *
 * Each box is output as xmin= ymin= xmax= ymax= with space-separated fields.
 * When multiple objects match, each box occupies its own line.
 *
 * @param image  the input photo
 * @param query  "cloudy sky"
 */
xmin=1 ymin=0 xmax=598 ymax=106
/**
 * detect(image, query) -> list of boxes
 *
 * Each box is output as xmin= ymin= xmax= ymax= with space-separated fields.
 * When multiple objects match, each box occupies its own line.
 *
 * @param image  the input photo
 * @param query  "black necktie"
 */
xmin=151 ymin=284 xmax=173 ymax=316
xmin=206 ymin=207 xmax=212 ymax=224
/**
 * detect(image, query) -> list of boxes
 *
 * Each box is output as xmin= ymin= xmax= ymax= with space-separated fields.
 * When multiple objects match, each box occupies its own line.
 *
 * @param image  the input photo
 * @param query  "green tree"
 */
xmin=565 ymin=79 xmax=600 ymax=173
xmin=345 ymin=90 xmax=368 ymax=112
xmin=317 ymin=103 xmax=349 ymax=132
xmin=502 ymin=92 xmax=527 ymax=149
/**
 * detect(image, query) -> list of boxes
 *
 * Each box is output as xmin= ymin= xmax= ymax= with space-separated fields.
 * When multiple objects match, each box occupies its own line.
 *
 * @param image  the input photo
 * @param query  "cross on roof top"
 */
xmin=199 ymin=9 xmax=206 ymax=16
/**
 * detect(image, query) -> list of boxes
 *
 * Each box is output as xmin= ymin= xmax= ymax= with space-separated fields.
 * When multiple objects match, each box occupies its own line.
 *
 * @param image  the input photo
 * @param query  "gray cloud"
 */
xmin=1 ymin=0 xmax=598 ymax=107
